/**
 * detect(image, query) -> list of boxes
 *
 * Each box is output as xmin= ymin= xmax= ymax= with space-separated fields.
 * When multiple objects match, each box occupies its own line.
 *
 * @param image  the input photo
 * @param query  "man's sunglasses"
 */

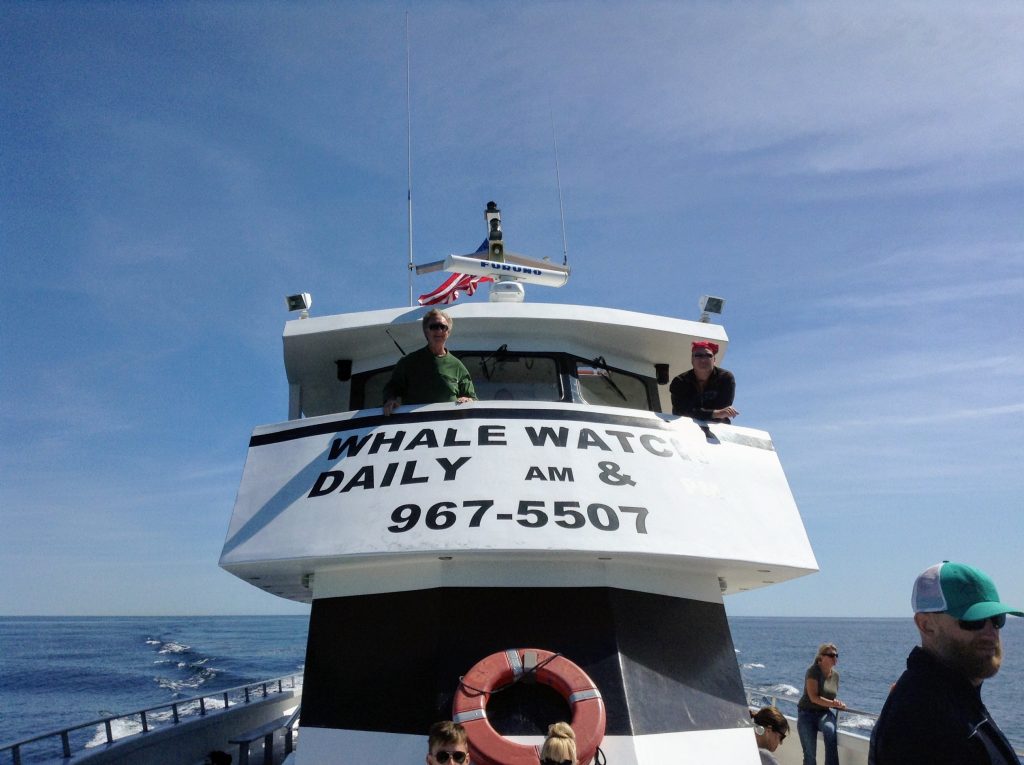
xmin=433 ymin=752 xmax=467 ymax=764
xmin=692 ymin=353 xmax=713 ymax=358
xmin=542 ymin=759 xmax=572 ymax=765
xmin=958 ymin=613 xmax=1006 ymax=631
xmin=770 ymin=725 xmax=787 ymax=742
xmin=428 ymin=323 xmax=450 ymax=331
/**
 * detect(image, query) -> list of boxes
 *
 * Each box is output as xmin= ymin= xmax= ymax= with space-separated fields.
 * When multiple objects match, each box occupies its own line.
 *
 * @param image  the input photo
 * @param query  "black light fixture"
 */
xmin=335 ymin=360 xmax=352 ymax=382
xmin=286 ymin=292 xmax=312 ymax=318
xmin=698 ymin=295 xmax=725 ymax=323
xmin=655 ymin=363 xmax=670 ymax=385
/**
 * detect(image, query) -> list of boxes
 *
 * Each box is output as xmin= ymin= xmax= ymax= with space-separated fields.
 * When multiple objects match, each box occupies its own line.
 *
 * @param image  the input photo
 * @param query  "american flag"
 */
xmin=417 ymin=272 xmax=494 ymax=305
xmin=417 ymin=239 xmax=493 ymax=306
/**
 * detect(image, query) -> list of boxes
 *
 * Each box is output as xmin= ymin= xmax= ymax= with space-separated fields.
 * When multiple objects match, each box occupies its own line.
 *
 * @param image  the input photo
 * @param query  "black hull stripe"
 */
xmin=249 ymin=408 xmax=773 ymax=451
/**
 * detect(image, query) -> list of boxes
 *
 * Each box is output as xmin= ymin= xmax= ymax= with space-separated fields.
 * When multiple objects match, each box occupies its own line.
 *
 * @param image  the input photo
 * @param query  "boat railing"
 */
xmin=746 ymin=686 xmax=1024 ymax=757
xmin=744 ymin=686 xmax=877 ymax=735
xmin=0 ymin=674 xmax=302 ymax=765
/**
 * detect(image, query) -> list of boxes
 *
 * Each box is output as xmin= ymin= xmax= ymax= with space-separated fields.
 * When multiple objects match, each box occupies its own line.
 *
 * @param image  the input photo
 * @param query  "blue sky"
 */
xmin=2 ymin=2 xmax=1021 ymax=617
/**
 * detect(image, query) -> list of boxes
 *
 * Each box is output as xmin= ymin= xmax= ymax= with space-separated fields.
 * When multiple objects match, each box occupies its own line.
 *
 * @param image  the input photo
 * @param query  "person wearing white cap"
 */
xmin=869 ymin=561 xmax=1022 ymax=765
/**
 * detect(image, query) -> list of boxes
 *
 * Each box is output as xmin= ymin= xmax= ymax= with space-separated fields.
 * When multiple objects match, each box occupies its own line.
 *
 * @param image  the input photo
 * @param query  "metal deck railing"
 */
xmin=0 ymin=674 xmax=301 ymax=765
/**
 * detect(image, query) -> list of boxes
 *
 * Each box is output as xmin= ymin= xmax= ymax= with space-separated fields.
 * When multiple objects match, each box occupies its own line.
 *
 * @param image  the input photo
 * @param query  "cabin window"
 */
xmin=574 ymin=361 xmax=652 ymax=410
xmin=460 ymin=353 xmax=562 ymax=402
xmin=350 ymin=353 xmax=655 ymax=411
xmin=349 ymin=353 xmax=564 ymax=409
xmin=355 ymin=368 xmax=392 ymax=410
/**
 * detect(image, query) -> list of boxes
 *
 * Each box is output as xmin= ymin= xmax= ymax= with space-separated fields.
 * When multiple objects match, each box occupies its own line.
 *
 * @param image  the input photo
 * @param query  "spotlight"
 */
xmin=286 ymin=292 xmax=312 ymax=319
xmin=699 ymin=295 xmax=725 ymax=323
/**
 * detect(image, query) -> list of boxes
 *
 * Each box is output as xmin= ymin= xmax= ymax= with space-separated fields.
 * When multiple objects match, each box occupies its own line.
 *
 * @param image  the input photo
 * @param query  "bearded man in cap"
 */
xmin=869 ymin=561 xmax=1022 ymax=765
xmin=670 ymin=340 xmax=738 ymax=423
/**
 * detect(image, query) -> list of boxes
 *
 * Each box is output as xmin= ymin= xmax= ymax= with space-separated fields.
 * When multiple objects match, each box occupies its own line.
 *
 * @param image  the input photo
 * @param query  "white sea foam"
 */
xmin=839 ymin=713 xmax=876 ymax=732
xmin=85 ymin=717 xmax=143 ymax=749
xmin=742 ymin=662 xmax=765 ymax=670
xmin=769 ymin=683 xmax=800 ymax=697
xmin=158 ymin=641 xmax=190 ymax=654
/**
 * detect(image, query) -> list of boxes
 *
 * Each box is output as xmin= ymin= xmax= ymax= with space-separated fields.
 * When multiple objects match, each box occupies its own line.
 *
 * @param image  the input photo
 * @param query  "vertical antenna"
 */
xmin=405 ymin=12 xmax=414 ymax=306
xmin=550 ymin=109 xmax=569 ymax=267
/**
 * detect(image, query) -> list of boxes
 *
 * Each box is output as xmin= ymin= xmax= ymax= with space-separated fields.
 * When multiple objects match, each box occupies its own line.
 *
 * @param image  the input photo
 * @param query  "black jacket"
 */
xmin=869 ymin=646 xmax=1020 ymax=765
xmin=669 ymin=367 xmax=735 ymax=422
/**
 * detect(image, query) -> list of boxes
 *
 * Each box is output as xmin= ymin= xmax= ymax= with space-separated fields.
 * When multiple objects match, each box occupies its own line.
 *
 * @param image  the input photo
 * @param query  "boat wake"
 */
xmin=146 ymin=635 xmax=222 ymax=695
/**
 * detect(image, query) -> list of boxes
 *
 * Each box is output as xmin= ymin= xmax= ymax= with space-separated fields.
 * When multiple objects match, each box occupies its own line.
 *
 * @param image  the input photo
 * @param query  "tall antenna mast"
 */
xmin=405 ymin=12 xmax=414 ymax=305
xmin=550 ymin=110 xmax=569 ymax=267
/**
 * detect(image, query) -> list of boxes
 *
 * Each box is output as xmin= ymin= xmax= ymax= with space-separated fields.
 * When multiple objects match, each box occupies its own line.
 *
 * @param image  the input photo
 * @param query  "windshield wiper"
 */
xmin=479 ymin=343 xmax=509 ymax=381
xmin=591 ymin=356 xmax=627 ymax=401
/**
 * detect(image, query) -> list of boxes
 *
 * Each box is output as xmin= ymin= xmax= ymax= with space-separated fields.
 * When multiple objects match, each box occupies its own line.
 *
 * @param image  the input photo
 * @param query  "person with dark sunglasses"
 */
xmin=383 ymin=308 xmax=477 ymax=416
xmin=426 ymin=720 xmax=471 ymax=765
xmin=869 ymin=561 xmax=1022 ymax=765
xmin=669 ymin=340 xmax=739 ymax=423
xmin=752 ymin=706 xmax=790 ymax=765
xmin=797 ymin=642 xmax=846 ymax=765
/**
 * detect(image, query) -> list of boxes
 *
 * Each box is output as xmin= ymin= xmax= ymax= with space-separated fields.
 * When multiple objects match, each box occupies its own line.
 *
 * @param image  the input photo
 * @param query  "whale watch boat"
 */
xmin=3 ymin=202 xmax=856 ymax=765
xmin=216 ymin=200 xmax=824 ymax=765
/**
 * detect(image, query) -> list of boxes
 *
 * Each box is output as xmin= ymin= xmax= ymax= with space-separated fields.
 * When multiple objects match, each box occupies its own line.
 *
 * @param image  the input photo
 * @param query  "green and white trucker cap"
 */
xmin=912 ymin=561 xmax=1024 ymax=621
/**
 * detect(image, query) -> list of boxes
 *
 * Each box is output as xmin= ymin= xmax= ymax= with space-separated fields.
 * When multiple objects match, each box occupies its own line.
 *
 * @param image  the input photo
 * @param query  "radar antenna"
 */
xmin=413 ymin=202 xmax=571 ymax=303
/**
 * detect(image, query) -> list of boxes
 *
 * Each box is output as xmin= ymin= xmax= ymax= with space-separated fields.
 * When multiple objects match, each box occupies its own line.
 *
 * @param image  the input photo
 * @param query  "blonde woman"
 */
xmin=540 ymin=721 xmax=579 ymax=765
xmin=796 ymin=643 xmax=846 ymax=765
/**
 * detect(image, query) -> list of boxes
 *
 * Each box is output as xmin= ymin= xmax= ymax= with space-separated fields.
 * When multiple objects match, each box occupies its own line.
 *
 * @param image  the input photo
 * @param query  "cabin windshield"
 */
xmin=461 ymin=353 xmax=560 ymax=402
xmin=350 ymin=351 xmax=657 ymax=412
xmin=575 ymin=362 xmax=650 ymax=410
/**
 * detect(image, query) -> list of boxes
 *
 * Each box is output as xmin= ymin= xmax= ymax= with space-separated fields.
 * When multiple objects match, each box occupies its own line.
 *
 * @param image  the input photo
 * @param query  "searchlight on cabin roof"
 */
xmin=286 ymin=292 xmax=312 ymax=319
xmin=699 ymin=294 xmax=725 ymax=323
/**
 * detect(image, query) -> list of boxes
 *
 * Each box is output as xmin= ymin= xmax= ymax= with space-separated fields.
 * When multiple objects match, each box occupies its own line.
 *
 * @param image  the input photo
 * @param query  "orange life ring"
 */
xmin=452 ymin=648 xmax=606 ymax=765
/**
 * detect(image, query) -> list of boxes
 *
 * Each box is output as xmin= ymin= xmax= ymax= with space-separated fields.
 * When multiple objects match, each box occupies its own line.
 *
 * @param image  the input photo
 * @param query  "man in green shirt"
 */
xmin=383 ymin=308 xmax=476 ymax=416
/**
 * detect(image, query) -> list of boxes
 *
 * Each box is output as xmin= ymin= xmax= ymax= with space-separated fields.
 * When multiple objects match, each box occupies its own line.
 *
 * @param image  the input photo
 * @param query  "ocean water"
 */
xmin=1 ymin=615 xmax=1021 ymax=759
xmin=0 ymin=616 xmax=307 ymax=762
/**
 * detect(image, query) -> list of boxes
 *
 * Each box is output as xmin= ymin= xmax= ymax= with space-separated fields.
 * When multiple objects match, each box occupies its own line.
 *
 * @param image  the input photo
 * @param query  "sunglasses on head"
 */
xmin=428 ymin=323 xmax=450 ymax=331
xmin=432 ymin=751 xmax=467 ymax=764
xmin=958 ymin=613 xmax=1007 ymax=631
xmin=541 ymin=759 xmax=572 ymax=765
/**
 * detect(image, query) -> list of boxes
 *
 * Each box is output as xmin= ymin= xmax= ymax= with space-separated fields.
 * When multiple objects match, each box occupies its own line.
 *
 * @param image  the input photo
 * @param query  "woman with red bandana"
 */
xmin=669 ymin=340 xmax=738 ymax=423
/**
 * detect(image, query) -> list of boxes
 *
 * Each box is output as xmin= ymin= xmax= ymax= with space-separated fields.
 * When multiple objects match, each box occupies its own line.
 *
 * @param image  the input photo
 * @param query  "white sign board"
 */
xmin=221 ymin=405 xmax=814 ymax=570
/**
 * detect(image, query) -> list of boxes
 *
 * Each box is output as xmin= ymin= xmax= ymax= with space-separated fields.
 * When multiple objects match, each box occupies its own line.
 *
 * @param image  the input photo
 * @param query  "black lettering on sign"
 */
xmin=329 ymin=434 xmax=372 ymax=461
xmin=639 ymin=433 xmax=672 ymax=457
xmin=444 ymin=428 xmax=471 ymax=447
xmin=604 ymin=430 xmax=637 ymax=452
xmin=577 ymin=428 xmax=611 ymax=451
xmin=400 ymin=461 xmax=428 ymax=485
xmin=405 ymin=428 xmax=439 ymax=450
xmin=308 ymin=470 xmax=344 ymax=497
xmin=371 ymin=429 xmax=406 ymax=454
xmin=525 ymin=426 xmax=569 ymax=447
xmin=526 ymin=466 xmax=575 ymax=482
xmin=478 ymin=424 xmax=507 ymax=445
xmin=341 ymin=466 xmax=375 ymax=492
xmin=437 ymin=456 xmax=471 ymax=481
